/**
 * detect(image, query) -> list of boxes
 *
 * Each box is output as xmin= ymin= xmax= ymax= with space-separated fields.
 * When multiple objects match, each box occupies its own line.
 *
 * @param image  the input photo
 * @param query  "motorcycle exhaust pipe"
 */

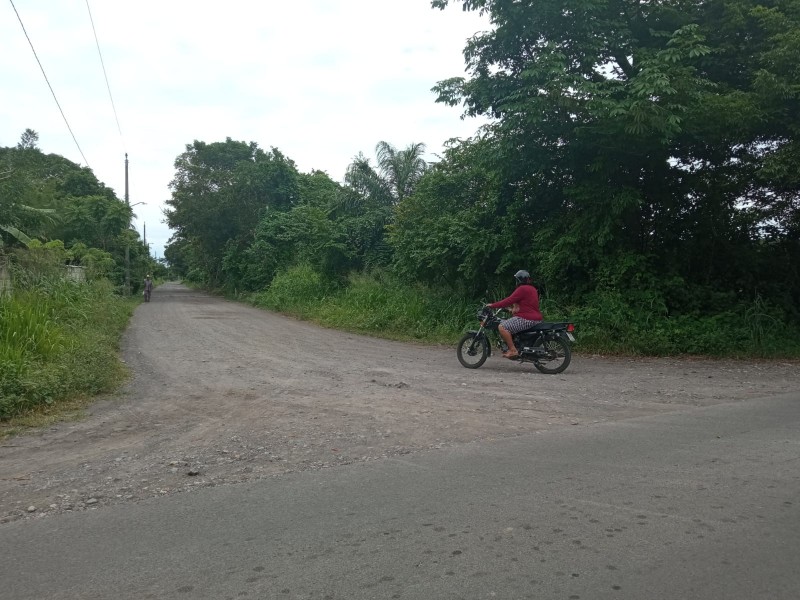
xmin=522 ymin=347 xmax=549 ymax=358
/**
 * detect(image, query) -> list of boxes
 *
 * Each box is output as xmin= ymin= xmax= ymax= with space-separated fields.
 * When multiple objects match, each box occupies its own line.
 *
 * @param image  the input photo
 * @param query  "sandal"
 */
xmin=502 ymin=351 xmax=520 ymax=359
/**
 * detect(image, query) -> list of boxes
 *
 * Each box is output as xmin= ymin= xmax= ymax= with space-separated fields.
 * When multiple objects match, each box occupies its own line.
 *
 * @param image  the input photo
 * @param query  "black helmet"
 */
xmin=514 ymin=269 xmax=530 ymax=285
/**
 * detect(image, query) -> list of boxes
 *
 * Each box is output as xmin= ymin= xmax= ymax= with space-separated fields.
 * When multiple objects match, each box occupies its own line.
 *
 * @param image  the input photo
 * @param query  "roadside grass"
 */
xmin=248 ymin=264 xmax=800 ymax=358
xmin=561 ymin=290 xmax=800 ymax=358
xmin=250 ymin=265 xmax=474 ymax=344
xmin=0 ymin=276 xmax=136 ymax=425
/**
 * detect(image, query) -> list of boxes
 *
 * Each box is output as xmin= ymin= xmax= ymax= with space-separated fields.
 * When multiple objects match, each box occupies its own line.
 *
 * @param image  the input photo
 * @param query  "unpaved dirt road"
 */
xmin=1 ymin=282 xmax=798 ymax=524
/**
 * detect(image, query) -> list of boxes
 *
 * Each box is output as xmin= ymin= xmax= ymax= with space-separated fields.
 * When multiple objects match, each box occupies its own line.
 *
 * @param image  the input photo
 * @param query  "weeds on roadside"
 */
xmin=251 ymin=266 xmax=473 ymax=344
xmin=0 ymin=276 xmax=136 ymax=421
xmin=248 ymin=264 xmax=800 ymax=358
xmin=551 ymin=289 xmax=800 ymax=357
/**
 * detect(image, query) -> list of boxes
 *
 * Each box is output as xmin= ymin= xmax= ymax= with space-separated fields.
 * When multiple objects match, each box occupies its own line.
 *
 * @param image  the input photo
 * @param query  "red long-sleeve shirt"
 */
xmin=488 ymin=284 xmax=542 ymax=321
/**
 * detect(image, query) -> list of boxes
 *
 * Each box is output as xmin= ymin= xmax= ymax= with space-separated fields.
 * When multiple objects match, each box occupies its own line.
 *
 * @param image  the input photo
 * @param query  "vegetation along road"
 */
xmin=1 ymin=282 xmax=798 ymax=525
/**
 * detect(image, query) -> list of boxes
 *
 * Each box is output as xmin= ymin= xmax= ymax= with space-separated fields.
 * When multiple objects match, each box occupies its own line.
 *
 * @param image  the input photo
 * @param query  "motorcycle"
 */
xmin=457 ymin=306 xmax=576 ymax=374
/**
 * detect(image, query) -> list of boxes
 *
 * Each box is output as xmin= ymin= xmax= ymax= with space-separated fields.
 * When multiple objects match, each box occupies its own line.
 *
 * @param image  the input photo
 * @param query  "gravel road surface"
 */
xmin=2 ymin=282 xmax=797 ymax=524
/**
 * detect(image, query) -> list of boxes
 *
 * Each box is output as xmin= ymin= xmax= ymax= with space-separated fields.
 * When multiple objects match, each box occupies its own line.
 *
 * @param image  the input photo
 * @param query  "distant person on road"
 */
xmin=143 ymin=274 xmax=154 ymax=301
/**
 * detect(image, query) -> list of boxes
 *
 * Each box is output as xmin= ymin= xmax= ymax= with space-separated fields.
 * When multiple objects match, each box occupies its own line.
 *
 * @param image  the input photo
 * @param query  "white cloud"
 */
xmin=1 ymin=0 xmax=488 ymax=258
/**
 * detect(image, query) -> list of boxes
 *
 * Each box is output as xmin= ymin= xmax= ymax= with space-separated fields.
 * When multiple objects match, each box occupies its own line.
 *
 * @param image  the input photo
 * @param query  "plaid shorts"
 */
xmin=501 ymin=317 xmax=541 ymax=334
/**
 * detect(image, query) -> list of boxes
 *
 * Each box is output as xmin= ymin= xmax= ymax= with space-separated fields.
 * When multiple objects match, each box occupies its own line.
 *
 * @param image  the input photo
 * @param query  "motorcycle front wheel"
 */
xmin=457 ymin=332 xmax=489 ymax=369
xmin=532 ymin=336 xmax=571 ymax=374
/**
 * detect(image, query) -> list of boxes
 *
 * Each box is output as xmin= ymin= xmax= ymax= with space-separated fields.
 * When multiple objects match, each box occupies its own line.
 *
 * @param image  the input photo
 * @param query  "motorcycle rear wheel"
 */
xmin=457 ymin=333 xmax=489 ymax=369
xmin=532 ymin=336 xmax=571 ymax=374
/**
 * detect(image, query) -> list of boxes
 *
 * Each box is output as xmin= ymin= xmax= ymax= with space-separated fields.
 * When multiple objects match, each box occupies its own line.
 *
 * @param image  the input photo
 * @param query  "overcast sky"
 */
xmin=2 ymin=0 xmax=488 ymax=258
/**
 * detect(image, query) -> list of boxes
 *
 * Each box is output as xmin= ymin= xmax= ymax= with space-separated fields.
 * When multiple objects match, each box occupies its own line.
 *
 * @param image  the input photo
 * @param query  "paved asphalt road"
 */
xmin=2 ymin=393 xmax=798 ymax=600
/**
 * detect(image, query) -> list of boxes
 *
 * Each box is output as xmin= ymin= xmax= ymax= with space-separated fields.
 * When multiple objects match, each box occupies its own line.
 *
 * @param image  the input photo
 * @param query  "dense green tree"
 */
xmin=165 ymin=138 xmax=300 ymax=288
xmin=0 ymin=167 xmax=37 ymax=247
xmin=164 ymin=138 xmax=434 ymax=288
xmin=227 ymin=170 xmax=350 ymax=290
xmin=16 ymin=128 xmax=39 ymax=151
xmin=0 ymin=141 xmax=93 ymax=249
xmin=430 ymin=0 xmax=800 ymax=315
xmin=51 ymin=195 xmax=131 ymax=251
xmin=163 ymin=235 xmax=191 ymax=278
xmin=0 ymin=136 xmax=151 ymax=288
xmin=389 ymin=136 xmax=508 ymax=294
xmin=0 ymin=140 xmax=58 ymax=247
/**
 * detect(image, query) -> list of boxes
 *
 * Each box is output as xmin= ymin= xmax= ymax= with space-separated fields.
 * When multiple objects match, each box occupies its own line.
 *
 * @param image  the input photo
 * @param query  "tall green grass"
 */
xmin=249 ymin=264 xmax=800 ymax=357
xmin=0 ymin=296 xmax=63 ymax=363
xmin=560 ymin=289 xmax=800 ymax=357
xmin=0 ymin=276 xmax=136 ymax=420
xmin=251 ymin=265 xmax=474 ymax=343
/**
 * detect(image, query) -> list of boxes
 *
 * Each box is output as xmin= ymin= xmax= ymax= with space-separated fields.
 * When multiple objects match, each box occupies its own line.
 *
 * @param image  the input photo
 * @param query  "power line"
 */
xmin=8 ymin=0 xmax=90 ymax=167
xmin=85 ymin=0 xmax=125 ymax=152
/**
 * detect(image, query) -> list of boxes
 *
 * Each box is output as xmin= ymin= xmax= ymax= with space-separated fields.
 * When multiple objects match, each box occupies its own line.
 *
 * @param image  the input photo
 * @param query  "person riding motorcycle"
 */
xmin=487 ymin=270 xmax=542 ymax=359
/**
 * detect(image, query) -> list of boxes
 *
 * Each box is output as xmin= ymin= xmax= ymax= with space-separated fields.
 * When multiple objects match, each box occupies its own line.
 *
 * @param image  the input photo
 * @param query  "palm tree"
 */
xmin=343 ymin=141 xmax=429 ymax=208
xmin=343 ymin=152 xmax=393 ymax=209
xmin=339 ymin=141 xmax=429 ymax=268
xmin=374 ymin=141 xmax=428 ymax=202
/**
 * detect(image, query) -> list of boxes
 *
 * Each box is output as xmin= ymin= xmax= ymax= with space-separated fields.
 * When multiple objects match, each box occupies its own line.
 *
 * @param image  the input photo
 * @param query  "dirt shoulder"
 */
xmin=2 ymin=282 xmax=798 ymax=524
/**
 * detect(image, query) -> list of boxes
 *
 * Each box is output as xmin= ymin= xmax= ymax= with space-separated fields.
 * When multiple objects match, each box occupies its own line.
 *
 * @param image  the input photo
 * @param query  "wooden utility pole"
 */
xmin=125 ymin=153 xmax=130 ymax=295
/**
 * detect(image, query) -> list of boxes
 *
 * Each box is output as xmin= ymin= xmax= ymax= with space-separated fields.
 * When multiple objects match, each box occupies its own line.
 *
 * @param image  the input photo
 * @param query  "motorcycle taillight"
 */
xmin=567 ymin=323 xmax=575 ymax=332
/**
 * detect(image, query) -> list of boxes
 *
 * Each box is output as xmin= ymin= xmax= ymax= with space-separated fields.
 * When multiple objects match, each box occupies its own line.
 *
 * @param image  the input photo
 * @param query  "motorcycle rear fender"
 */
xmin=534 ymin=322 xmax=568 ymax=331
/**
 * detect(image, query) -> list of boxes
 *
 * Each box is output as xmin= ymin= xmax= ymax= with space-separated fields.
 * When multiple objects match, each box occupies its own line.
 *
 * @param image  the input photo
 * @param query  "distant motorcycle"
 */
xmin=457 ymin=306 xmax=575 ymax=374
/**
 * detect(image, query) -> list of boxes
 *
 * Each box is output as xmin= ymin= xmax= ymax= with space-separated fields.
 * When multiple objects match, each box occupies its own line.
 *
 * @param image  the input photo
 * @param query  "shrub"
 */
xmin=250 ymin=269 xmax=800 ymax=357
xmin=0 ymin=275 xmax=135 ymax=420
xmin=252 ymin=265 xmax=476 ymax=343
